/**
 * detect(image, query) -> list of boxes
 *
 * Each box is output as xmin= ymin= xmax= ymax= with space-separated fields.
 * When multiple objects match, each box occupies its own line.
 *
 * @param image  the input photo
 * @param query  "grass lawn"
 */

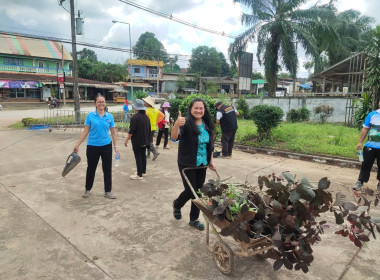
xmin=235 ymin=119 xmax=359 ymax=159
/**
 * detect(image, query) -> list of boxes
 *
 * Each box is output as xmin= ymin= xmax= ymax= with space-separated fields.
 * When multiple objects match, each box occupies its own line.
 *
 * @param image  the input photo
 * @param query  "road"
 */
xmin=1 ymin=105 xmax=380 ymax=279
xmin=0 ymin=104 xmax=124 ymax=127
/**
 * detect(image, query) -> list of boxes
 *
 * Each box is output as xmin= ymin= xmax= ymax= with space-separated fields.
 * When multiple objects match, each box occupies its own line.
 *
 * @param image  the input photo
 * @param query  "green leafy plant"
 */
xmin=313 ymin=105 xmax=334 ymax=123
xmin=21 ymin=118 xmax=38 ymax=127
xmin=353 ymin=92 xmax=373 ymax=130
xmin=134 ymin=90 xmax=147 ymax=100
xmin=235 ymin=96 xmax=250 ymax=119
xmin=250 ymin=105 xmax=284 ymax=140
xmin=198 ymin=172 xmax=380 ymax=273
xmin=286 ymin=107 xmax=310 ymax=123
xmin=178 ymin=94 xmax=217 ymax=121
xmin=168 ymin=98 xmax=183 ymax=121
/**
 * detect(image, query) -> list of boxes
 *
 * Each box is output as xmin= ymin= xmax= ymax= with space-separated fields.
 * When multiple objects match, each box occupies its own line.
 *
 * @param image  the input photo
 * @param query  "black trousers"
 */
xmin=147 ymin=131 xmax=158 ymax=155
xmin=133 ymin=146 xmax=147 ymax=176
xmin=156 ymin=128 xmax=169 ymax=147
xmin=174 ymin=165 xmax=207 ymax=221
xmin=221 ymin=130 xmax=236 ymax=156
xmin=85 ymin=143 xmax=112 ymax=192
xmin=358 ymin=146 xmax=380 ymax=183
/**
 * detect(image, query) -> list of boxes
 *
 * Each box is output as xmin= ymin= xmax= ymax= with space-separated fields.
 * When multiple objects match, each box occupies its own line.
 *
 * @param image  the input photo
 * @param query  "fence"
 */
xmin=40 ymin=108 xmax=130 ymax=137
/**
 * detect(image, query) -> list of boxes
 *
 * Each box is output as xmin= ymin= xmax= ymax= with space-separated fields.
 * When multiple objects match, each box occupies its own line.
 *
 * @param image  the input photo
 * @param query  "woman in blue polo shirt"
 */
xmin=73 ymin=95 xmax=119 ymax=199
xmin=171 ymin=98 xmax=215 ymax=230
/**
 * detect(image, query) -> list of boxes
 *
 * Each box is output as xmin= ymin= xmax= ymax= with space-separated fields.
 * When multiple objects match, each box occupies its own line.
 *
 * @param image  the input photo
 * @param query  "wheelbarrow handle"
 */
xmin=181 ymin=166 xmax=220 ymax=202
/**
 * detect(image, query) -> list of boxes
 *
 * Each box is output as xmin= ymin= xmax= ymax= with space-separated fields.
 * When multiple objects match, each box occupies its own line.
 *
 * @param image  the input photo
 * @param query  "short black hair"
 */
xmin=215 ymin=101 xmax=223 ymax=109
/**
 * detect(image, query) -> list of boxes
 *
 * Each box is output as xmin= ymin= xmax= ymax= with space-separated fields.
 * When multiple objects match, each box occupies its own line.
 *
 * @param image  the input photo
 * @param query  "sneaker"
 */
xmin=163 ymin=147 xmax=170 ymax=150
xmin=82 ymin=190 xmax=90 ymax=198
xmin=152 ymin=152 xmax=160 ymax=161
xmin=130 ymin=174 xmax=143 ymax=180
xmin=104 ymin=192 xmax=116 ymax=199
xmin=155 ymin=145 xmax=159 ymax=149
xmin=377 ymin=183 xmax=380 ymax=192
xmin=134 ymin=172 xmax=148 ymax=176
xmin=219 ymin=155 xmax=230 ymax=159
xmin=353 ymin=181 xmax=363 ymax=191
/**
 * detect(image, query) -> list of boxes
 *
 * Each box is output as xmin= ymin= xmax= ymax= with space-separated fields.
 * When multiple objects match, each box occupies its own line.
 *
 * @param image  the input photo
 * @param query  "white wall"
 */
xmin=243 ymin=96 xmax=354 ymax=123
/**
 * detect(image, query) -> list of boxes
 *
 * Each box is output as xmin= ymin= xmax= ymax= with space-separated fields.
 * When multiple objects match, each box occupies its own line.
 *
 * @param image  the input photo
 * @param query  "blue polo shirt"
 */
xmin=84 ymin=110 xmax=115 ymax=146
xmin=363 ymin=109 xmax=380 ymax=149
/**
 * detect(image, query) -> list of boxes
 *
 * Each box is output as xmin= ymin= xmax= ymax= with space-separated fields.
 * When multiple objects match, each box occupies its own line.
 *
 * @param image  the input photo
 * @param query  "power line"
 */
xmin=117 ymin=0 xmax=238 ymax=39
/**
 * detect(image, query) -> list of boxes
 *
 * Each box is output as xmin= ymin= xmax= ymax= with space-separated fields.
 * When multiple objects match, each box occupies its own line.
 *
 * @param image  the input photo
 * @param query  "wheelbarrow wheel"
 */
xmin=213 ymin=240 xmax=233 ymax=275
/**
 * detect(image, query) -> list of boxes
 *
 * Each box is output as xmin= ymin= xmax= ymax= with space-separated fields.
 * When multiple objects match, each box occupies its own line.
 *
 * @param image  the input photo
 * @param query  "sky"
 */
xmin=0 ymin=0 xmax=379 ymax=78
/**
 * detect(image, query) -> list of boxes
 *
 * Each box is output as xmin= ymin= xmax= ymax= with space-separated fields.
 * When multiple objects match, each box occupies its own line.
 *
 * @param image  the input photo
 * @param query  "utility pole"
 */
xmin=61 ymin=44 xmax=66 ymax=105
xmin=156 ymin=56 xmax=160 ymax=96
xmin=69 ymin=0 xmax=80 ymax=122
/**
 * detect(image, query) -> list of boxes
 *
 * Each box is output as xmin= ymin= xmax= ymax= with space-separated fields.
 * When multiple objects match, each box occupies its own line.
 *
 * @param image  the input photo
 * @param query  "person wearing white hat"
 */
xmin=142 ymin=96 xmax=164 ymax=160
xmin=156 ymin=101 xmax=173 ymax=149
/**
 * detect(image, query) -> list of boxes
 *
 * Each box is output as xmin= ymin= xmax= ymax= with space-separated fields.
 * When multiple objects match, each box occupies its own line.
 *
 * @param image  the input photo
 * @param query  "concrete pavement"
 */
xmin=1 ymin=110 xmax=380 ymax=280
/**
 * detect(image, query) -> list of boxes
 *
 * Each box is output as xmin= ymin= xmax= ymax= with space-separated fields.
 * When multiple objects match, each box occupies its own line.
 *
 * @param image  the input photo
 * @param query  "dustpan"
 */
xmin=62 ymin=152 xmax=81 ymax=177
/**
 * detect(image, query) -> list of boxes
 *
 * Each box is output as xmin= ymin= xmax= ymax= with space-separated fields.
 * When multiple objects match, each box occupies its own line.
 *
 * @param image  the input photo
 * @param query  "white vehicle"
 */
xmin=0 ymin=104 xmax=2 ymax=110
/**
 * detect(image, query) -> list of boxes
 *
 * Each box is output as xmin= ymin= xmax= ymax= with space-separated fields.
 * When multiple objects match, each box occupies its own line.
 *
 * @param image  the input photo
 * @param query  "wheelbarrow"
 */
xmin=181 ymin=166 xmax=274 ymax=275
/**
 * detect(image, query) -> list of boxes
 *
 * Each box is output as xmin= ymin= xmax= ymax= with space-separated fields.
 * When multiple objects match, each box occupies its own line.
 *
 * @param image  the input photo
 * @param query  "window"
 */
xmin=56 ymin=62 xmax=61 ymax=69
xmin=38 ymin=61 xmax=44 ymax=68
xmin=134 ymin=68 xmax=140 ymax=73
xmin=3 ymin=57 xmax=23 ymax=66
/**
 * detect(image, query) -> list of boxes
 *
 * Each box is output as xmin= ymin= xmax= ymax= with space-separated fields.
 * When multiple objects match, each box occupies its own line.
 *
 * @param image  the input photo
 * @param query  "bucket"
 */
xmin=62 ymin=152 xmax=81 ymax=177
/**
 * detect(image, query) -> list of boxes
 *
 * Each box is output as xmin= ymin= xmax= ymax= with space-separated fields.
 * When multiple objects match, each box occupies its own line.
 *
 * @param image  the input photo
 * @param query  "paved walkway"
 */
xmin=1 ymin=110 xmax=380 ymax=280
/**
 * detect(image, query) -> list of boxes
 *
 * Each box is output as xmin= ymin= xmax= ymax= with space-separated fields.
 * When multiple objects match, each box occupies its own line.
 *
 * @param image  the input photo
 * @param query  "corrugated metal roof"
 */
xmin=127 ymin=59 xmax=163 ymax=67
xmin=0 ymin=71 xmax=115 ymax=88
xmin=0 ymin=34 xmax=72 ymax=61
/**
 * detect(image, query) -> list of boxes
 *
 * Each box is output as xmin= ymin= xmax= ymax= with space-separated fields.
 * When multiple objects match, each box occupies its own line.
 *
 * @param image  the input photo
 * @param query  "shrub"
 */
xmin=314 ymin=105 xmax=334 ymax=123
xmin=168 ymin=98 xmax=183 ymax=121
xmin=134 ymin=90 xmax=147 ymax=100
xmin=353 ymin=92 xmax=372 ymax=130
xmin=179 ymin=94 xmax=217 ymax=121
xmin=251 ymin=105 xmax=284 ymax=140
xmin=286 ymin=109 xmax=299 ymax=123
xmin=235 ymin=96 xmax=250 ymax=119
xmin=21 ymin=118 xmax=38 ymax=127
xmin=299 ymin=107 xmax=310 ymax=121
xmin=286 ymin=107 xmax=310 ymax=123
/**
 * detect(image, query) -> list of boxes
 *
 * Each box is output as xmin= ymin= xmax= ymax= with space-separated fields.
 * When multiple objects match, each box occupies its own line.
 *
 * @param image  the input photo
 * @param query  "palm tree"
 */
xmin=327 ymin=9 xmax=374 ymax=66
xmin=229 ymin=0 xmax=336 ymax=96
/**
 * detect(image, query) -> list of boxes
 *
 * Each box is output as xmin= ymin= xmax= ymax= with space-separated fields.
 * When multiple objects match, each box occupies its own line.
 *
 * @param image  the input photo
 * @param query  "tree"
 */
xmin=79 ymin=48 xmax=97 ymax=62
xmin=229 ymin=0 xmax=335 ymax=96
xmin=364 ymin=25 xmax=380 ymax=108
xmin=188 ymin=46 xmax=222 ymax=77
xmin=176 ymin=73 xmax=188 ymax=90
xmin=277 ymin=72 xmax=292 ymax=79
xmin=327 ymin=10 xmax=374 ymax=66
xmin=219 ymin=52 xmax=230 ymax=76
xmin=133 ymin=32 xmax=168 ymax=62
xmin=252 ymin=71 xmax=264 ymax=80
xmin=164 ymin=55 xmax=181 ymax=73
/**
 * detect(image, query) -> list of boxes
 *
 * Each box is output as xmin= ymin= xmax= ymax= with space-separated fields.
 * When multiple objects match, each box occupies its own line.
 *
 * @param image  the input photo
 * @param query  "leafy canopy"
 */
xmin=229 ymin=0 xmax=336 ymax=96
xmin=189 ymin=46 xmax=222 ymax=77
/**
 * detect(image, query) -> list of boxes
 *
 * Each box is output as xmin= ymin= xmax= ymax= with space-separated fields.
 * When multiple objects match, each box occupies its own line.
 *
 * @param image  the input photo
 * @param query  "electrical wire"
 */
xmin=117 ymin=0 xmax=238 ymax=39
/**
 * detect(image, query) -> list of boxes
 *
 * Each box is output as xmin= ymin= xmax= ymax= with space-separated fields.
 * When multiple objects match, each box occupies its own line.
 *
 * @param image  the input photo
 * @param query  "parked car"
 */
xmin=0 ymin=104 xmax=2 ymax=110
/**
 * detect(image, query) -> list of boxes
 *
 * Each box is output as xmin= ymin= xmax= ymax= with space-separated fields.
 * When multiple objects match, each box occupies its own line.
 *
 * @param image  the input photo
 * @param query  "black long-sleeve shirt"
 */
xmin=129 ymin=111 xmax=151 ymax=150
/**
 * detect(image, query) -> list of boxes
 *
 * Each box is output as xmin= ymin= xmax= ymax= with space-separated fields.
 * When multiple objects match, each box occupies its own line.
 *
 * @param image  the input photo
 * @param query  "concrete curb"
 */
xmin=217 ymin=143 xmax=378 ymax=171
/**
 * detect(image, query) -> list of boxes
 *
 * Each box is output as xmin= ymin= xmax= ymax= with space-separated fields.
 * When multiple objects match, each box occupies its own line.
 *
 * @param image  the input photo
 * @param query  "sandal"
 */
xmin=173 ymin=200 xmax=182 ymax=220
xmin=189 ymin=220 xmax=205 ymax=231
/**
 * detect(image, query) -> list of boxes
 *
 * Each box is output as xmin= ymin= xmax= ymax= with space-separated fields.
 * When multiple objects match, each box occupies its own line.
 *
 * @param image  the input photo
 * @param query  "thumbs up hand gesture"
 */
xmin=175 ymin=111 xmax=186 ymax=127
